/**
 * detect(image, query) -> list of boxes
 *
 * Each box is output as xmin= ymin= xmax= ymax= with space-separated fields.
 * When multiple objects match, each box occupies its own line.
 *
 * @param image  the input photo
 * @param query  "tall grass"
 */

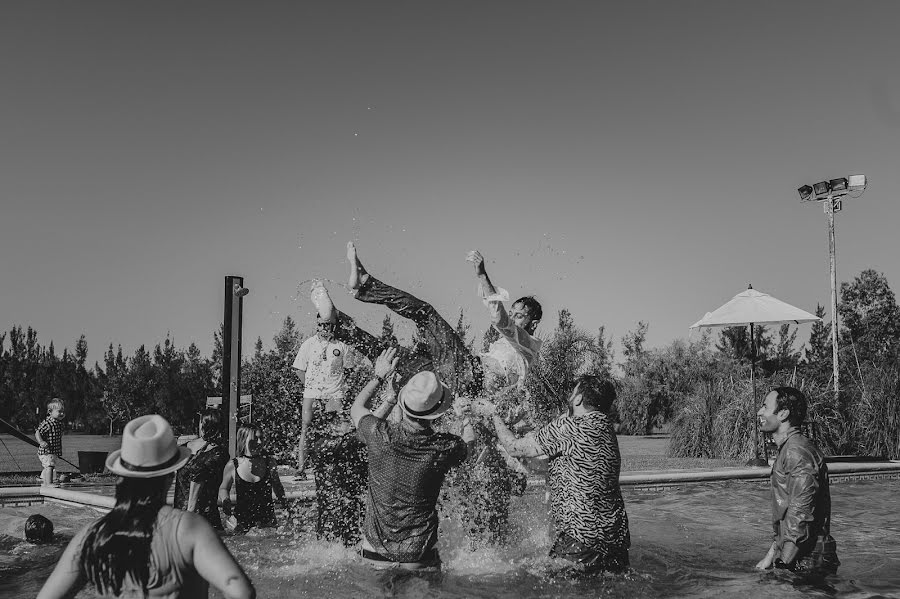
xmin=848 ymin=362 xmax=900 ymax=459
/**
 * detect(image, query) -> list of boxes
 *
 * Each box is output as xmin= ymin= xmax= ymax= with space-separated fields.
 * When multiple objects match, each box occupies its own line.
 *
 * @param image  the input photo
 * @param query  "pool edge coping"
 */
xmin=2 ymin=460 xmax=899 ymax=508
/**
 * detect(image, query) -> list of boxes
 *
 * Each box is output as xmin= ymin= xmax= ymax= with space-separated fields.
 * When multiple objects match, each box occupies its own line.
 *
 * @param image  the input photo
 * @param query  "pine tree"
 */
xmin=273 ymin=316 xmax=301 ymax=361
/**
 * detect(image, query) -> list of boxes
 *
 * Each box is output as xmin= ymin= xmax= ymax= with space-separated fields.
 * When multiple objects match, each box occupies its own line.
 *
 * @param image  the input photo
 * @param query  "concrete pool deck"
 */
xmin=3 ymin=459 xmax=899 ymax=510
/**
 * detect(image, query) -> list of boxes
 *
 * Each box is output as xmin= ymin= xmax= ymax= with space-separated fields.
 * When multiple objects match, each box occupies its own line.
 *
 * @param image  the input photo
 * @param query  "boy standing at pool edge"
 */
xmin=35 ymin=398 xmax=65 ymax=487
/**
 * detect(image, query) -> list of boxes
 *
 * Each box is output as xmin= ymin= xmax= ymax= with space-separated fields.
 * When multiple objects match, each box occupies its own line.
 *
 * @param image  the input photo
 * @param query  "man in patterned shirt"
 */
xmin=350 ymin=348 xmax=475 ymax=570
xmin=35 ymin=398 xmax=65 ymax=487
xmin=486 ymin=375 xmax=630 ymax=573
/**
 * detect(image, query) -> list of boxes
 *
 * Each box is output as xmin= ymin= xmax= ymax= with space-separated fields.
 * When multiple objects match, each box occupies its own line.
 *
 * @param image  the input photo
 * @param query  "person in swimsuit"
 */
xmin=219 ymin=425 xmax=289 ymax=532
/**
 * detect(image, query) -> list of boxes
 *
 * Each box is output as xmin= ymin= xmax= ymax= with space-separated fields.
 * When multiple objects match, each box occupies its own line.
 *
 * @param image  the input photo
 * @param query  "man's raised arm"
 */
xmin=350 ymin=348 xmax=398 ymax=428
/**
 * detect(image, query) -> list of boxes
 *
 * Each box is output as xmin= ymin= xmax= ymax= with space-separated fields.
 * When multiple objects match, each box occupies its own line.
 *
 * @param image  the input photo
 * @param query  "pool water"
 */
xmin=3 ymin=479 xmax=899 ymax=598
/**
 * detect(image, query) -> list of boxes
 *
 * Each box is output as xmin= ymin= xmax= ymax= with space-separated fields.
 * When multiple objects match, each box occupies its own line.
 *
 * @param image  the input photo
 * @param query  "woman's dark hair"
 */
xmin=199 ymin=408 xmax=223 ymax=444
xmin=25 ymin=514 xmax=54 ymax=543
xmin=79 ymin=475 xmax=170 ymax=595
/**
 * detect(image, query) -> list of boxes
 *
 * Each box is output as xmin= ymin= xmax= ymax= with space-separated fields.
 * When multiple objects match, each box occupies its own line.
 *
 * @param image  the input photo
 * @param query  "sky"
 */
xmin=2 ymin=1 xmax=899 ymax=366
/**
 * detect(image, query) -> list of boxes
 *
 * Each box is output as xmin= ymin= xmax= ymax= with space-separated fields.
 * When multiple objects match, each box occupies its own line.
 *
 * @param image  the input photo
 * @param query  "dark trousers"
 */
xmin=550 ymin=532 xmax=630 ymax=574
xmin=311 ymin=432 xmax=367 ymax=546
xmin=345 ymin=274 xmax=483 ymax=395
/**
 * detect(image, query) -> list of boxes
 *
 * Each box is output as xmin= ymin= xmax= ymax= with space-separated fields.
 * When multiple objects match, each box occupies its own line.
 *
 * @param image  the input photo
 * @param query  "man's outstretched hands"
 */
xmin=470 ymin=398 xmax=498 ymax=418
xmin=465 ymin=250 xmax=487 ymax=276
xmin=374 ymin=347 xmax=399 ymax=381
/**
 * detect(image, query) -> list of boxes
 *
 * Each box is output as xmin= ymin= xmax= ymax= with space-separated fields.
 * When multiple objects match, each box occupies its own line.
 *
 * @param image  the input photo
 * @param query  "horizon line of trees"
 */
xmin=2 ymin=268 xmax=898 ymax=461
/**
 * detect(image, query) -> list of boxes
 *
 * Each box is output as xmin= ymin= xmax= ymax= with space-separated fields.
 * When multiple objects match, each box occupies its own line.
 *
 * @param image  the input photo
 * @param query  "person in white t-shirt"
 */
xmin=293 ymin=311 xmax=369 ymax=545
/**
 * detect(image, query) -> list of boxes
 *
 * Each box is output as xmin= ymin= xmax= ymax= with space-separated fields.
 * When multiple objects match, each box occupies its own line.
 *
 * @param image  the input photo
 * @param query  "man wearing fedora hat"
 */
xmin=350 ymin=348 xmax=475 ymax=569
xmin=39 ymin=415 xmax=256 ymax=599
xmin=343 ymin=242 xmax=543 ymax=548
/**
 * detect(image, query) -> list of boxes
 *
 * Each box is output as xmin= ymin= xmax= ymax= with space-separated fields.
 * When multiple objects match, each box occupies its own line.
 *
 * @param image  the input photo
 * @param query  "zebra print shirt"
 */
xmin=535 ymin=411 xmax=630 ymax=551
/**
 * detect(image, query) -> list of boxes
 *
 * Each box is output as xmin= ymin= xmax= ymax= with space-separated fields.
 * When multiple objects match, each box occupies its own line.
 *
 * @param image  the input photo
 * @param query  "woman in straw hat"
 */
xmin=37 ymin=415 xmax=255 ymax=599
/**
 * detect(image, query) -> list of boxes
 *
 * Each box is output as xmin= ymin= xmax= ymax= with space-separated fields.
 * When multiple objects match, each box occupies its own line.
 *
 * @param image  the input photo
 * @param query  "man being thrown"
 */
xmin=481 ymin=375 xmax=630 ymax=573
xmin=351 ymin=347 xmax=475 ymax=570
xmin=755 ymin=387 xmax=839 ymax=575
xmin=346 ymin=242 xmax=542 ymax=397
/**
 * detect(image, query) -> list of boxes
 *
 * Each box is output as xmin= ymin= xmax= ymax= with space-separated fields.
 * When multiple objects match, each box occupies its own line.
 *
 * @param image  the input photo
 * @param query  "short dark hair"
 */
xmin=199 ymin=408 xmax=223 ymax=444
xmin=25 ymin=514 xmax=54 ymax=543
xmin=575 ymin=375 xmax=616 ymax=414
xmin=772 ymin=386 xmax=807 ymax=427
xmin=513 ymin=296 xmax=542 ymax=323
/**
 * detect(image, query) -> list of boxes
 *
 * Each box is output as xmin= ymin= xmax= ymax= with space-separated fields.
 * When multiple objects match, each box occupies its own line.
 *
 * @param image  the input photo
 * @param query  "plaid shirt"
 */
xmin=37 ymin=417 xmax=63 ymax=456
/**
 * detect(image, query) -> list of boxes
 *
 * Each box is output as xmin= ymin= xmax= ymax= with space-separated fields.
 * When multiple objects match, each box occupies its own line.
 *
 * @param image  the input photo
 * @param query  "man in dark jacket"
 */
xmin=755 ymin=386 xmax=839 ymax=574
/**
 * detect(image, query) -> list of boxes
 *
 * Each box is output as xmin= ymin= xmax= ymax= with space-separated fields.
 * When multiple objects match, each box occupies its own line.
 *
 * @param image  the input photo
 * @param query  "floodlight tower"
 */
xmin=797 ymin=174 xmax=867 ymax=397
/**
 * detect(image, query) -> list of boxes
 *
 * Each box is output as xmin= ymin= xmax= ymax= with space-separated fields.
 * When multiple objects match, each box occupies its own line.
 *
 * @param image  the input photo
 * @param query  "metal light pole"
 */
xmin=798 ymin=175 xmax=867 ymax=399
xmin=825 ymin=196 xmax=840 ymax=397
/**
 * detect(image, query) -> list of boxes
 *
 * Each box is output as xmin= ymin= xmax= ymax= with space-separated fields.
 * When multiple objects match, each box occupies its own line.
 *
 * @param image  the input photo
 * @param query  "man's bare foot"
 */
xmin=347 ymin=241 xmax=368 ymax=290
xmin=310 ymin=279 xmax=335 ymax=322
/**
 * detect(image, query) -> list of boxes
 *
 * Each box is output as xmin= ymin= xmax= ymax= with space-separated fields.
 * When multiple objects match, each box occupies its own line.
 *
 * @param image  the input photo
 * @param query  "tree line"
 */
xmin=2 ymin=268 xmax=898 ymax=461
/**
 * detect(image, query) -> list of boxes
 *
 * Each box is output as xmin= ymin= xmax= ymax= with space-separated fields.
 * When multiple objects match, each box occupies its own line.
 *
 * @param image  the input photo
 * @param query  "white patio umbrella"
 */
xmin=690 ymin=285 xmax=820 ymax=466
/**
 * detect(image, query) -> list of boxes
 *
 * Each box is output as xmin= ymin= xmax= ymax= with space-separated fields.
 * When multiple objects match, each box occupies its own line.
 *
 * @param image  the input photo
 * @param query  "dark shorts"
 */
xmin=550 ymin=532 xmax=629 ymax=574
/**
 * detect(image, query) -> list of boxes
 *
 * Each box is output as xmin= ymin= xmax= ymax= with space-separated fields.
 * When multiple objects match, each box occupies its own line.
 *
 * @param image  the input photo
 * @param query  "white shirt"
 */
xmin=478 ymin=285 xmax=542 ymax=390
xmin=292 ymin=335 xmax=364 ymax=400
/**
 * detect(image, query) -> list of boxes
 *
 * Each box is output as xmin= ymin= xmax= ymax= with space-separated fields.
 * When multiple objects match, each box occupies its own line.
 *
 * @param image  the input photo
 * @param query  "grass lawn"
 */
xmin=0 ymin=433 xmax=122 ymax=475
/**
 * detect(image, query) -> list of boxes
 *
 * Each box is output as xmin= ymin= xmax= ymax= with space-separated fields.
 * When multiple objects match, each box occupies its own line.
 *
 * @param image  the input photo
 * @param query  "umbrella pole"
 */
xmin=747 ymin=323 xmax=767 ymax=466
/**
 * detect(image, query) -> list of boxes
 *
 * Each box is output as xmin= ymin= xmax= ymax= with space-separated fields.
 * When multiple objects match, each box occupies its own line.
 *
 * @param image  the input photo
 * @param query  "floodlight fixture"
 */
xmin=812 ymin=181 xmax=831 ymax=198
xmin=798 ymin=185 xmax=813 ymax=201
xmin=848 ymin=174 xmax=867 ymax=192
xmin=829 ymin=178 xmax=848 ymax=194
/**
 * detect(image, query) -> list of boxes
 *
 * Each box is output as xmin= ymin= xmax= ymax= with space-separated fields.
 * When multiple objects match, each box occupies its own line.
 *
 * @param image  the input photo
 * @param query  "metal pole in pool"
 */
xmin=222 ymin=276 xmax=249 ymax=458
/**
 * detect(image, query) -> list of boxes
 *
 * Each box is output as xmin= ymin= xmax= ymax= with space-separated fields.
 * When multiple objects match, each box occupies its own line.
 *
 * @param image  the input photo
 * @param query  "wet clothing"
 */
xmin=444 ymin=418 xmax=526 ymax=547
xmin=293 ymin=335 xmax=364 ymax=400
xmin=348 ymin=274 xmax=539 ymax=547
xmin=37 ymin=417 xmax=63 ymax=456
xmin=311 ymin=431 xmax=368 ymax=545
xmin=550 ymin=531 xmax=630 ymax=573
xmin=478 ymin=285 xmax=542 ymax=392
xmin=357 ymin=414 xmax=467 ymax=563
xmin=535 ymin=411 xmax=630 ymax=562
xmin=294 ymin=332 xmax=368 ymax=545
xmin=770 ymin=429 xmax=839 ymax=573
xmin=232 ymin=457 xmax=278 ymax=529
xmin=72 ymin=506 xmax=209 ymax=598
xmin=173 ymin=444 xmax=228 ymax=530
xmin=352 ymin=274 xmax=484 ymax=395
xmin=360 ymin=546 xmax=441 ymax=569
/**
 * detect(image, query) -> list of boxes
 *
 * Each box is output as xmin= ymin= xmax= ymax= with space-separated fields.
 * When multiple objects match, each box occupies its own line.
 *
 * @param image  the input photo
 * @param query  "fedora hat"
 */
xmin=398 ymin=371 xmax=453 ymax=420
xmin=106 ymin=415 xmax=191 ymax=478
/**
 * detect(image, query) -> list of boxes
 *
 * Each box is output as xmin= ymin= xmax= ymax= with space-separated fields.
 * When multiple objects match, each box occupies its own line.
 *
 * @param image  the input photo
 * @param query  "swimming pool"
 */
xmin=3 ymin=479 xmax=899 ymax=598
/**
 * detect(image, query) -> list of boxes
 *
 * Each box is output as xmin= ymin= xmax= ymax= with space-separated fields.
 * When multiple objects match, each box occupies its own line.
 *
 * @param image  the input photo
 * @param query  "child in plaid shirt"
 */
xmin=35 ymin=398 xmax=65 ymax=486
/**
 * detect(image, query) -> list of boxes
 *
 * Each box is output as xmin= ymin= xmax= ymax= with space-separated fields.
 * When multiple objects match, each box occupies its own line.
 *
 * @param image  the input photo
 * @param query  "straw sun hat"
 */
xmin=106 ymin=415 xmax=192 ymax=478
xmin=398 ymin=371 xmax=453 ymax=420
